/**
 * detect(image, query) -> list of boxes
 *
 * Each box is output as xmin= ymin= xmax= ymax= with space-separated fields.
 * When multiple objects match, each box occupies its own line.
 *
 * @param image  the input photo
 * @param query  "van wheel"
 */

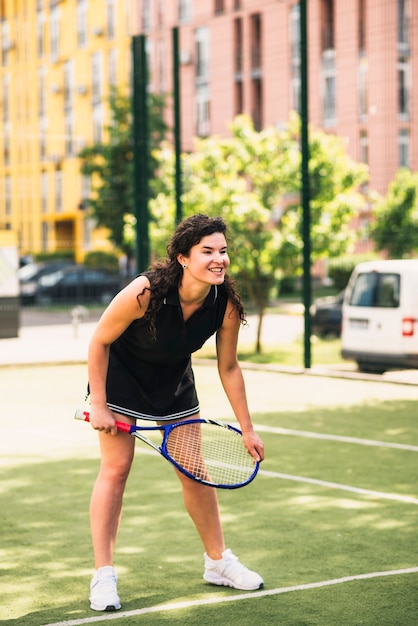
xmin=357 ymin=362 xmax=386 ymax=375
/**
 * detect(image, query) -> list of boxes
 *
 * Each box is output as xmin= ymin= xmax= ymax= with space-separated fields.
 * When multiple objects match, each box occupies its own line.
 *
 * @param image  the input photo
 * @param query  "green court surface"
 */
xmin=1 ymin=364 xmax=417 ymax=626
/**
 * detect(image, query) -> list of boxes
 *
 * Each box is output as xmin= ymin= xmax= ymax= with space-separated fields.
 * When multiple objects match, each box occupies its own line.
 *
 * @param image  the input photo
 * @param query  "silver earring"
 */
xmin=182 ymin=264 xmax=187 ymax=269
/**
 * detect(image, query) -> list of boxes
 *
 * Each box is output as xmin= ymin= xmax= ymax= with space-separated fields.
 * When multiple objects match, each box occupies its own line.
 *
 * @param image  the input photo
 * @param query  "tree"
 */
xmin=78 ymin=88 xmax=168 ymax=261
xmin=150 ymin=115 xmax=368 ymax=352
xmin=370 ymin=168 xmax=418 ymax=258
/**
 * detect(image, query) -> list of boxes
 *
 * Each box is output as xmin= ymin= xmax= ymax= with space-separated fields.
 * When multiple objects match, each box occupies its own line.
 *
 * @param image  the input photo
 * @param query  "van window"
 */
xmin=349 ymin=272 xmax=400 ymax=308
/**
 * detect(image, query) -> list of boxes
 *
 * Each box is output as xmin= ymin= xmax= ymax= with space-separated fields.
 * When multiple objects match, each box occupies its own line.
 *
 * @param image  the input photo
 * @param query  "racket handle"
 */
xmin=74 ymin=408 xmax=90 ymax=421
xmin=74 ymin=408 xmax=132 ymax=433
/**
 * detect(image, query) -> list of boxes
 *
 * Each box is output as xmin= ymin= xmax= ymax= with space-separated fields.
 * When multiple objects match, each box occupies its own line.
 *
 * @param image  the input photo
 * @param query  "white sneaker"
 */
xmin=203 ymin=549 xmax=264 ymax=590
xmin=90 ymin=565 xmax=121 ymax=611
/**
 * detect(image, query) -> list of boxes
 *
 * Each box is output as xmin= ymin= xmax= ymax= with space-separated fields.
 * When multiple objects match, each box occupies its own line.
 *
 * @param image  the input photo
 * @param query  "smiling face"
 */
xmin=178 ymin=232 xmax=230 ymax=286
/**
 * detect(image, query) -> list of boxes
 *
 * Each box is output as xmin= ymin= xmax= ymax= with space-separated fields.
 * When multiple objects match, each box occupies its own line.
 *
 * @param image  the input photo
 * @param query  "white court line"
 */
xmin=255 ymin=425 xmax=418 ymax=452
xmin=42 ymin=566 xmax=418 ymax=626
xmin=134 ymin=448 xmax=418 ymax=505
xmin=258 ymin=469 xmax=418 ymax=505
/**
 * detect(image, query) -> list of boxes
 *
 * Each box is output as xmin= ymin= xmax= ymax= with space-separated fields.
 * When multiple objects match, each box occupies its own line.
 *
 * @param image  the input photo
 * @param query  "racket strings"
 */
xmin=166 ymin=422 xmax=256 ymax=486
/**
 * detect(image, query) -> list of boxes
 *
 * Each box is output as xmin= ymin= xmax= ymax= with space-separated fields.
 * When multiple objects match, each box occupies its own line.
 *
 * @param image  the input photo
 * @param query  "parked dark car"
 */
xmin=310 ymin=290 xmax=344 ymax=338
xmin=18 ymin=261 xmax=75 ymax=305
xmin=33 ymin=266 xmax=121 ymax=306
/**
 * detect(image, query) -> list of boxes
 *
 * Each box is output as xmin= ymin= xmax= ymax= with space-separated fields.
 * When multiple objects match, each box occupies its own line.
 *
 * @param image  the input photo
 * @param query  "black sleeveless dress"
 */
xmin=105 ymin=276 xmax=228 ymax=421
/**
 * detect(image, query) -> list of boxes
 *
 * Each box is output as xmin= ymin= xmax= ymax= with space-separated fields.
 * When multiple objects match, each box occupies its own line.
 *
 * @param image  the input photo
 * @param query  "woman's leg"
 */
xmin=90 ymin=426 xmax=135 ymax=568
xmin=175 ymin=468 xmax=225 ymax=560
xmin=170 ymin=416 xmax=263 ymax=590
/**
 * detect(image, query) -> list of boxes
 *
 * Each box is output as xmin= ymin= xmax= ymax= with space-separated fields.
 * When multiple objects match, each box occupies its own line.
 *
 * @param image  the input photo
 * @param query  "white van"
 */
xmin=341 ymin=259 xmax=418 ymax=373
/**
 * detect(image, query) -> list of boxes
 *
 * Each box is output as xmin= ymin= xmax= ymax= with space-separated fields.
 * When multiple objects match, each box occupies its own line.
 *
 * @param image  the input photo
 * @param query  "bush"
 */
xmin=279 ymin=276 xmax=298 ymax=295
xmin=34 ymin=250 xmax=75 ymax=262
xmin=84 ymin=250 xmax=119 ymax=273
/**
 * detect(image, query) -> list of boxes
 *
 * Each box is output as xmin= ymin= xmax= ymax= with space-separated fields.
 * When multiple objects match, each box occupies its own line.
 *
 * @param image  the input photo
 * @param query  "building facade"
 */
xmin=0 ymin=0 xmax=133 ymax=260
xmin=0 ymin=0 xmax=417 ymax=260
xmin=140 ymin=0 xmax=416 ymax=195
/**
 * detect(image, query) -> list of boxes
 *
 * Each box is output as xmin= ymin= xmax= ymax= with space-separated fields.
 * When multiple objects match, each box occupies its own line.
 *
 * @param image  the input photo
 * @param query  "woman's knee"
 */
xmin=99 ymin=458 xmax=133 ymax=485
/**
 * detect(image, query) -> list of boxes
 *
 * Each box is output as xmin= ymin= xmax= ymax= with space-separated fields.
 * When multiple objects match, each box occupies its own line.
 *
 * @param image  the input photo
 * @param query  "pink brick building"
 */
xmin=136 ymin=0 xmax=417 ymax=198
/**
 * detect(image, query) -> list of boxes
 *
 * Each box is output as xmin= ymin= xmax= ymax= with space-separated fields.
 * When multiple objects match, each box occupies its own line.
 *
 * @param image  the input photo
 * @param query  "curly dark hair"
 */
xmin=138 ymin=214 xmax=246 ymax=337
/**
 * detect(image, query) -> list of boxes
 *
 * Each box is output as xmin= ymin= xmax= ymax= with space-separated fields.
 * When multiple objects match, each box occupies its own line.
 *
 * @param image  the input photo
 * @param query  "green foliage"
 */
xmin=34 ymin=250 xmax=75 ymax=262
xmin=370 ymin=168 xmax=418 ymax=258
xmin=83 ymin=250 xmax=119 ymax=272
xmin=150 ymin=115 xmax=369 ymax=351
xmin=78 ymin=87 xmax=168 ymax=257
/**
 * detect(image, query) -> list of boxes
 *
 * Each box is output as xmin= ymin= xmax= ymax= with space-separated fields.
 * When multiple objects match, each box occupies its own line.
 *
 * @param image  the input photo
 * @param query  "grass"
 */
xmin=197 ymin=337 xmax=345 ymax=367
xmin=239 ymin=337 xmax=344 ymax=366
xmin=1 ymin=364 xmax=417 ymax=625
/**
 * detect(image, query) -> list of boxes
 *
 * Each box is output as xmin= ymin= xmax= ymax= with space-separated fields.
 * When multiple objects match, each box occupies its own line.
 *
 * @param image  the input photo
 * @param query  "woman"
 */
xmin=87 ymin=214 xmax=265 ymax=611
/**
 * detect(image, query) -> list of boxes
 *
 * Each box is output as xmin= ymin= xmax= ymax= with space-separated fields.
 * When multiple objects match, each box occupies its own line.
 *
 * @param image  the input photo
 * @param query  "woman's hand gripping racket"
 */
xmin=74 ymin=409 xmax=259 ymax=489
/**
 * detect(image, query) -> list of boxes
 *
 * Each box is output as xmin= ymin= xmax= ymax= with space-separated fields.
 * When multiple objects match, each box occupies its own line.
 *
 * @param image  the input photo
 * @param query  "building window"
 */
xmin=358 ymin=0 xmax=366 ymax=53
xmin=157 ymin=0 xmax=164 ymax=28
xmin=2 ymin=73 xmax=9 ymax=123
xmin=290 ymin=4 xmax=301 ymax=113
xmin=321 ymin=52 xmax=336 ymax=126
xmin=39 ymin=66 xmax=46 ymax=116
xmin=109 ymin=48 xmax=117 ymax=86
xmin=358 ymin=57 xmax=368 ymax=122
xmin=196 ymin=86 xmax=210 ymax=137
xmin=107 ymin=0 xmax=115 ymax=40
xmin=42 ymin=221 xmax=48 ymax=251
xmin=124 ymin=0 xmax=131 ymax=35
xmin=65 ymin=112 xmax=74 ymax=156
xmin=77 ymin=0 xmax=87 ymax=48
xmin=179 ymin=0 xmax=191 ymax=24
xmin=234 ymin=1 xmax=241 ymax=10
xmin=214 ymin=0 xmax=224 ymax=15
xmin=1 ymin=20 xmax=10 ymax=67
xmin=157 ymin=38 xmax=165 ymax=93
xmin=5 ymin=176 xmax=11 ymax=216
xmin=399 ymin=129 xmax=409 ymax=167
xmin=195 ymin=26 xmax=209 ymax=84
xmin=234 ymin=81 xmax=243 ymax=116
xmin=234 ymin=18 xmax=243 ymax=75
xmin=360 ymin=131 xmax=368 ymax=164
xmin=195 ymin=27 xmax=210 ymax=137
xmin=81 ymin=174 xmax=91 ymax=204
xmin=252 ymin=78 xmax=262 ymax=131
xmin=83 ymin=216 xmax=95 ymax=248
xmin=398 ymin=58 xmax=410 ymax=119
xmin=55 ymin=170 xmax=63 ymax=213
xmin=321 ymin=0 xmax=334 ymax=51
xmin=3 ymin=122 xmax=10 ymax=166
xmin=39 ymin=117 xmax=47 ymax=161
xmin=92 ymin=52 xmax=102 ymax=105
xmin=37 ymin=11 xmax=46 ymax=56
xmin=93 ymin=104 xmax=103 ymax=143
xmin=250 ymin=13 xmax=262 ymax=72
xmin=50 ymin=6 xmax=60 ymax=63
xmin=398 ymin=0 xmax=410 ymax=53
xmin=63 ymin=60 xmax=73 ymax=111
xmin=41 ymin=171 xmax=48 ymax=214
xmin=142 ymin=0 xmax=151 ymax=32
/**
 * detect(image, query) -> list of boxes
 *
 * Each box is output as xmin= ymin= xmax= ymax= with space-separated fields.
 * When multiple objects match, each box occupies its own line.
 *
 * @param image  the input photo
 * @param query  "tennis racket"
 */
xmin=74 ymin=409 xmax=259 ymax=489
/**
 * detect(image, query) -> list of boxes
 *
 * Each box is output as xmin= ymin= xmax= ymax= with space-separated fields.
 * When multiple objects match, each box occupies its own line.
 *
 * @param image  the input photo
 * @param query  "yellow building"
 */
xmin=0 ymin=0 xmax=133 ymax=262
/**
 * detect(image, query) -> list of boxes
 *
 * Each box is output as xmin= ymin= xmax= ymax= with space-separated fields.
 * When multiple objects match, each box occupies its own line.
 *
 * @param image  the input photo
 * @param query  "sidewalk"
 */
xmin=0 ymin=312 xmax=302 ymax=368
xmin=1 ymin=315 xmax=418 ymax=386
xmin=0 ymin=321 xmax=95 ymax=366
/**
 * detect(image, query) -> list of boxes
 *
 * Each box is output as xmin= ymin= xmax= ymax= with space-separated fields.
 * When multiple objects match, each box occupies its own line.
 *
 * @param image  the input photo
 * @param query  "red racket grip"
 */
xmin=74 ymin=409 xmax=132 ymax=433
